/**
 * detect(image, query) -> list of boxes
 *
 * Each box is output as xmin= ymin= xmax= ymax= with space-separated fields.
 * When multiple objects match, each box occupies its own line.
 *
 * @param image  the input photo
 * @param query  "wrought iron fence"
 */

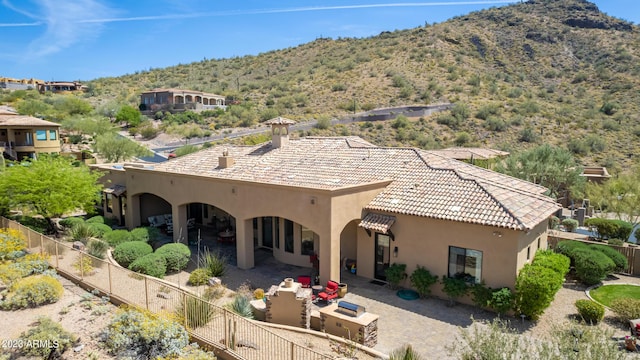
xmin=1 ymin=217 xmax=332 ymax=360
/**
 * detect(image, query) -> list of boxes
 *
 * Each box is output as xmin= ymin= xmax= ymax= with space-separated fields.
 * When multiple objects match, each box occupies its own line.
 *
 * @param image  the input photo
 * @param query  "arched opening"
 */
xmin=174 ymin=95 xmax=184 ymax=104
xmin=185 ymin=95 xmax=193 ymax=103
xmin=340 ymin=220 xmax=359 ymax=275
xmin=203 ymin=98 xmax=209 ymax=105
xmin=139 ymin=193 xmax=171 ymax=228
xmin=194 ymin=96 xmax=202 ymax=103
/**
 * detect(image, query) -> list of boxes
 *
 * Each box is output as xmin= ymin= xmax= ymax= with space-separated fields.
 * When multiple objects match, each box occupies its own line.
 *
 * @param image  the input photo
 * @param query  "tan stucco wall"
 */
xmin=265 ymin=281 xmax=311 ymax=328
xmin=356 ymin=212 xmax=549 ymax=296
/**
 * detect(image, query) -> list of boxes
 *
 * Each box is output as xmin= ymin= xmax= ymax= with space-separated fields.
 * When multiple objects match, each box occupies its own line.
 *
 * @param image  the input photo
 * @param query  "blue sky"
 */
xmin=0 ymin=0 xmax=637 ymax=81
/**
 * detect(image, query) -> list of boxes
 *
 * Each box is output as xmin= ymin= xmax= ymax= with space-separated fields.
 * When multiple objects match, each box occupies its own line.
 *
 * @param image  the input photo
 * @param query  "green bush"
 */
xmin=561 ymin=218 xmax=579 ymax=232
xmin=389 ymin=344 xmax=423 ymax=360
xmin=59 ymin=216 xmax=85 ymax=229
xmin=86 ymin=223 xmax=112 ymax=238
xmin=556 ymin=240 xmax=589 ymax=261
xmin=532 ymin=250 xmax=570 ymax=276
xmin=385 ymin=263 xmax=407 ymax=290
xmin=113 ymin=241 xmax=153 ymax=268
xmin=102 ymin=308 xmax=188 ymax=359
xmin=176 ymin=295 xmax=215 ymax=329
xmin=590 ymin=244 xmax=628 ymax=272
xmin=409 ymin=266 xmax=438 ymax=298
xmin=548 ymin=216 xmax=560 ymax=229
xmin=18 ymin=316 xmax=77 ymax=357
xmin=585 ymin=218 xmax=633 ymax=241
xmin=87 ymin=238 xmax=109 ymax=259
xmin=188 ymin=268 xmax=210 ymax=286
xmin=608 ymin=238 xmax=624 ymax=246
xmin=575 ymin=299 xmax=604 ymax=324
xmin=515 ymin=263 xmax=564 ymax=320
xmin=129 ymin=253 xmax=167 ymax=278
xmin=85 ymin=215 xmax=106 ymax=224
xmin=471 ymin=282 xmax=493 ymax=308
xmin=1 ymin=275 xmax=63 ymax=309
xmin=103 ymin=229 xmax=134 ymax=247
xmin=441 ymin=276 xmax=469 ymax=305
xmin=573 ymin=248 xmax=615 ymax=285
xmin=609 ymin=298 xmax=640 ymax=324
xmin=130 ymin=227 xmax=160 ymax=243
xmin=491 ymin=288 xmax=514 ymax=316
xmin=156 ymin=243 xmax=191 ymax=273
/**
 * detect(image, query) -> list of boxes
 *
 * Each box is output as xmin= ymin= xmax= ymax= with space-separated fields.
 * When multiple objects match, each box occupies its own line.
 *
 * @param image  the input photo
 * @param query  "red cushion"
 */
xmin=636 ymin=323 xmax=640 ymax=330
xmin=326 ymin=281 xmax=339 ymax=291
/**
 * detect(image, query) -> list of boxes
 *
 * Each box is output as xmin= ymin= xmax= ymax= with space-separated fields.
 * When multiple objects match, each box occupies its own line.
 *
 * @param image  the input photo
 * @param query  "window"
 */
xmin=49 ymin=130 xmax=57 ymax=140
xmin=284 ymin=219 xmax=294 ymax=253
xmin=537 ymin=237 xmax=540 ymax=249
xmin=527 ymin=246 xmax=531 ymax=260
xmin=301 ymin=226 xmax=314 ymax=255
xmin=105 ymin=193 xmax=113 ymax=213
xmin=448 ymin=246 xmax=482 ymax=283
xmin=36 ymin=130 xmax=46 ymax=141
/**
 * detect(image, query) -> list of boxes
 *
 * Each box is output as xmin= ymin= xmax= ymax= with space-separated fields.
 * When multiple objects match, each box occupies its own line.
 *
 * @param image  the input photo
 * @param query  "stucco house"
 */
xmin=139 ymin=88 xmax=226 ymax=113
xmin=94 ymin=118 xmax=559 ymax=298
xmin=0 ymin=108 xmax=61 ymax=160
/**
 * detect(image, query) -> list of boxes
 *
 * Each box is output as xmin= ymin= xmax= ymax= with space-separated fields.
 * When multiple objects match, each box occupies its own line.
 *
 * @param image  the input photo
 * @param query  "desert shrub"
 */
xmin=12 ymin=216 xmax=49 ymax=234
xmin=608 ymin=238 xmax=624 ymax=246
xmin=441 ymin=276 xmax=469 ymax=305
xmin=471 ymin=282 xmax=493 ymax=308
xmin=531 ymin=250 xmax=570 ymax=276
xmin=548 ymin=216 xmax=560 ymax=229
xmin=203 ymin=285 xmax=226 ymax=301
xmin=389 ymin=344 xmax=423 ymax=360
xmin=0 ymin=228 xmax=27 ymax=261
xmin=198 ymin=249 xmax=227 ymax=277
xmin=156 ymin=243 xmax=191 ymax=273
xmin=129 ymin=253 xmax=167 ymax=278
xmin=17 ymin=316 xmax=77 ymax=358
xmin=0 ymin=255 xmax=51 ymax=283
xmin=1 ymin=274 xmax=63 ymax=309
xmin=385 ymin=263 xmax=407 ymax=290
xmin=609 ymin=298 xmax=640 ymax=323
xmin=175 ymin=295 xmax=215 ymax=329
xmin=572 ymin=248 xmax=615 ymax=285
xmin=59 ymin=216 xmax=85 ymax=229
xmin=72 ymin=254 xmax=93 ymax=275
xmin=70 ymin=222 xmax=97 ymax=244
xmin=514 ymin=262 xmax=564 ymax=320
xmin=590 ymin=244 xmax=628 ymax=272
xmin=87 ymin=238 xmax=109 ymax=259
xmin=130 ymin=227 xmax=160 ymax=243
xmin=485 ymin=117 xmax=508 ymax=132
xmin=254 ymin=288 xmax=264 ymax=300
xmin=225 ymin=294 xmax=254 ymax=319
xmin=409 ymin=266 xmax=438 ymax=298
xmin=86 ymin=222 xmax=112 ymax=238
xmin=113 ymin=241 xmax=153 ymax=268
xmin=561 ymin=218 xmax=579 ymax=232
xmin=586 ymin=218 xmax=633 ymax=240
xmin=188 ymin=268 xmax=210 ymax=286
xmin=102 ymin=307 xmax=189 ymax=359
xmin=103 ymin=229 xmax=134 ymax=247
xmin=575 ymin=299 xmax=604 ymax=324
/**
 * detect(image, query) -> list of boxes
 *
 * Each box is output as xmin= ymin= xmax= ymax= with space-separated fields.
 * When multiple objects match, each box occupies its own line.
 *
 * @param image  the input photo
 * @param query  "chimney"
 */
xmin=219 ymin=148 xmax=234 ymax=168
xmin=264 ymin=117 xmax=296 ymax=149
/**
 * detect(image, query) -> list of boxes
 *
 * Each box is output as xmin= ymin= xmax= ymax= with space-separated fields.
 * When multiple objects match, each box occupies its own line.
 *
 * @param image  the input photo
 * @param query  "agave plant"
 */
xmin=225 ymin=294 xmax=254 ymax=319
xmin=70 ymin=222 xmax=97 ymax=244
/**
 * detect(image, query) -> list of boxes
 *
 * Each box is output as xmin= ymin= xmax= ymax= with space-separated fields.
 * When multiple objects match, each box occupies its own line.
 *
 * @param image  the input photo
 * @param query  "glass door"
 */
xmin=374 ymin=233 xmax=391 ymax=280
xmin=262 ymin=217 xmax=273 ymax=248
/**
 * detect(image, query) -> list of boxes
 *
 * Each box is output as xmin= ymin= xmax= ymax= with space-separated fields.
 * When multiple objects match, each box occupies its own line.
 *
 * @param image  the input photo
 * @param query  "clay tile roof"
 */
xmin=150 ymin=136 xmax=559 ymax=231
xmin=429 ymin=147 xmax=509 ymax=160
xmin=264 ymin=117 xmax=296 ymax=125
xmin=359 ymin=213 xmax=396 ymax=233
xmin=0 ymin=114 xmax=60 ymax=127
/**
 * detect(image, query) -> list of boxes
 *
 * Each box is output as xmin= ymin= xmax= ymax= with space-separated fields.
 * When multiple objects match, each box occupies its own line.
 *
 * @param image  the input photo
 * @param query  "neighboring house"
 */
xmin=0 ymin=77 xmax=43 ymax=90
xmin=429 ymin=147 xmax=509 ymax=169
xmin=37 ymin=81 xmax=86 ymax=93
xmin=93 ymin=118 xmax=559 ymax=301
xmin=139 ymin=88 xmax=226 ymax=113
xmin=0 ymin=109 xmax=61 ymax=160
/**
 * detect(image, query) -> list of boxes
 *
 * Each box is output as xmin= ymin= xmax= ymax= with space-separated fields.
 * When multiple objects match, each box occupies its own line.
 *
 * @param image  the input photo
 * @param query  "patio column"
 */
xmin=318 ymin=226 xmax=341 ymax=284
xmin=172 ymin=204 xmax=188 ymax=244
xmin=127 ymin=194 xmax=141 ymax=229
xmin=236 ymin=218 xmax=254 ymax=269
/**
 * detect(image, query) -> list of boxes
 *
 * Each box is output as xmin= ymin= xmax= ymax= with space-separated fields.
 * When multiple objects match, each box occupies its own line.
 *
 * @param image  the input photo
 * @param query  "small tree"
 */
xmin=561 ymin=218 xmax=579 ymax=232
xmin=93 ymin=133 xmax=152 ymax=162
xmin=116 ymin=105 xmax=142 ymax=127
xmin=409 ymin=266 xmax=438 ymax=298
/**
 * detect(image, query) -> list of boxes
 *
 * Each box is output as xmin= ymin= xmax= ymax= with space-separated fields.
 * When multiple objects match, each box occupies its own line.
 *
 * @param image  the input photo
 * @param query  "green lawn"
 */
xmin=590 ymin=285 xmax=640 ymax=307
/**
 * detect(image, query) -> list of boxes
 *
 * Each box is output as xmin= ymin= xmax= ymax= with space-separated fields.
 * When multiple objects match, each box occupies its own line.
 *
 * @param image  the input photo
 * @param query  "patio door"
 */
xmin=374 ymin=233 xmax=391 ymax=280
xmin=262 ymin=217 xmax=273 ymax=248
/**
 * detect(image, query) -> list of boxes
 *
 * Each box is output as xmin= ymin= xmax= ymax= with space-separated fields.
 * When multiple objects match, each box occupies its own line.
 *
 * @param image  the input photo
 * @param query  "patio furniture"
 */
xmin=318 ymin=280 xmax=339 ymax=303
xmin=297 ymin=275 xmax=311 ymax=288
xmin=218 ymin=230 xmax=235 ymax=243
xmin=630 ymin=319 xmax=640 ymax=337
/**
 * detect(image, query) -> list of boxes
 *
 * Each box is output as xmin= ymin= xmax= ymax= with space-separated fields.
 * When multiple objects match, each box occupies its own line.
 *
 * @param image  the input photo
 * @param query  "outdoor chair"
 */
xmin=630 ymin=319 xmax=640 ymax=337
xmin=318 ymin=280 xmax=339 ymax=303
xmin=297 ymin=275 xmax=311 ymax=288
